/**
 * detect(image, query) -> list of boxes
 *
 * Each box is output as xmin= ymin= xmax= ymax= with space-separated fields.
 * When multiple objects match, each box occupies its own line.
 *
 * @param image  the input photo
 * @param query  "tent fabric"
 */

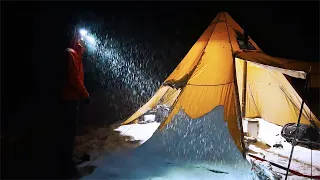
xmin=236 ymin=59 xmax=320 ymax=127
xmin=223 ymin=13 xmax=262 ymax=53
xmin=163 ymin=14 xmax=221 ymax=86
xmin=122 ymin=86 xmax=181 ymax=125
xmin=159 ymin=83 xmax=241 ymax=150
xmin=236 ymin=51 xmax=320 ymax=87
xmin=123 ymin=12 xmax=319 ymax=153
xmin=122 ymin=86 xmax=169 ymax=125
xmin=247 ymin=61 xmax=306 ymax=79
xmin=159 ymin=87 xmax=181 ymax=107
xmin=162 ymin=12 xmax=243 ymax=151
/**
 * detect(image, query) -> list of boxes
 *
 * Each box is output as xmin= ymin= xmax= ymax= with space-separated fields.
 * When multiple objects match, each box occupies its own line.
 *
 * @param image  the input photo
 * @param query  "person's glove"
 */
xmin=84 ymin=97 xmax=92 ymax=106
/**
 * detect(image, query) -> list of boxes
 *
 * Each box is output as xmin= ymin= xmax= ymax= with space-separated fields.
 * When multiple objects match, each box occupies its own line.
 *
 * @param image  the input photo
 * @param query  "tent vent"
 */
xmin=234 ymin=29 xmax=257 ymax=50
xmin=237 ymin=39 xmax=256 ymax=50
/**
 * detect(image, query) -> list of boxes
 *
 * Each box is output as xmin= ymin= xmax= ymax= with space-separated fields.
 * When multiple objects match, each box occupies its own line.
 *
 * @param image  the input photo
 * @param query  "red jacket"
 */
xmin=62 ymin=48 xmax=89 ymax=100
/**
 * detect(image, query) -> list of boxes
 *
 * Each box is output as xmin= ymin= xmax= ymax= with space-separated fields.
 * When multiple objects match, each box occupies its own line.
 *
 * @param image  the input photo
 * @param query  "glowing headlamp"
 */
xmin=79 ymin=29 xmax=88 ymax=37
xmin=79 ymin=28 xmax=96 ymax=45
xmin=78 ymin=28 xmax=97 ymax=52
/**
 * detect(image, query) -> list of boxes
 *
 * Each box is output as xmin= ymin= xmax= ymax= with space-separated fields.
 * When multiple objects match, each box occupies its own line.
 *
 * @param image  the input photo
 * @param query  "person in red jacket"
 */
xmin=60 ymin=30 xmax=91 ymax=179
xmin=62 ymin=31 xmax=90 ymax=101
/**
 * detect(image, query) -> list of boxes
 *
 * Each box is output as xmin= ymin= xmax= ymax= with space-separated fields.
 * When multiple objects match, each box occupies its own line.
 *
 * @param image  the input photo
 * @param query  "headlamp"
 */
xmin=78 ymin=28 xmax=97 ymax=51
xmin=79 ymin=28 xmax=96 ymax=45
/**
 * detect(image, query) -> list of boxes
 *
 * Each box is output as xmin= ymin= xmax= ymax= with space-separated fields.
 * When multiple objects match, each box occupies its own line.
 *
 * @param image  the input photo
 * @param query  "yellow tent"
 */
xmin=122 ymin=12 xmax=320 ymax=153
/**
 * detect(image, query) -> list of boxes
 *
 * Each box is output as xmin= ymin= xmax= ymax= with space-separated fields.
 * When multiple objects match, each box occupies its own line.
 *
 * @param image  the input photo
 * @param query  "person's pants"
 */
xmin=59 ymin=100 xmax=78 ymax=179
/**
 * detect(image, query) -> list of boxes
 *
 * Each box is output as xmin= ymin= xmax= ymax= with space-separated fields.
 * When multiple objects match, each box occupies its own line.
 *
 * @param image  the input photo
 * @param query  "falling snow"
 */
xmin=81 ymin=28 xmax=186 ymax=121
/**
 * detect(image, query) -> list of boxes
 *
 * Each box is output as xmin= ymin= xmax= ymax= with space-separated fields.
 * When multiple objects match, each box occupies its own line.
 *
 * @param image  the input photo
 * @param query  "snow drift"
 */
xmin=82 ymin=106 xmax=254 ymax=179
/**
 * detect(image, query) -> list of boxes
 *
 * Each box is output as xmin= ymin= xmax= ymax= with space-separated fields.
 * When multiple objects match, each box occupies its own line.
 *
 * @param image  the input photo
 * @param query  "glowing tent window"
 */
xmin=237 ymin=38 xmax=256 ymax=50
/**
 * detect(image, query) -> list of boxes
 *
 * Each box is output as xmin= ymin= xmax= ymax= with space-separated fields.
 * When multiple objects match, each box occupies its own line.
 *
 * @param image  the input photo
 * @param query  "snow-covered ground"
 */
xmin=82 ymin=106 xmax=254 ymax=179
xmin=114 ymin=121 xmax=160 ymax=144
xmin=79 ymin=112 xmax=319 ymax=179
xmin=244 ymin=118 xmax=320 ymax=179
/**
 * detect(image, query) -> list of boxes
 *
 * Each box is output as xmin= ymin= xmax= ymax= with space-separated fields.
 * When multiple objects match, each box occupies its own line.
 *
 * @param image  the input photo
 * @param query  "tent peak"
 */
xmin=216 ymin=12 xmax=231 ymax=17
xmin=217 ymin=12 xmax=229 ymax=14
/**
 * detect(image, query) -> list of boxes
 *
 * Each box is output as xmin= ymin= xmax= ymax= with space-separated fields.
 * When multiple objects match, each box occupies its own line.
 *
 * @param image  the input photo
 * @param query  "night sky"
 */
xmin=2 ymin=1 xmax=319 ymax=132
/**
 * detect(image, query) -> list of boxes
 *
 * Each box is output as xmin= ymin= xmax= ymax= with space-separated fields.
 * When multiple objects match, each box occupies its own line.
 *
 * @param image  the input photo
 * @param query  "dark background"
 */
xmin=1 ymin=1 xmax=319 ymax=178
xmin=2 ymin=1 xmax=319 ymax=125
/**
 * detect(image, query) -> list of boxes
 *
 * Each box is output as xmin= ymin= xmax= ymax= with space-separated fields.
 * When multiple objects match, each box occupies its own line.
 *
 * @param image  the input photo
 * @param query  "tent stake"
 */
xmin=233 ymin=55 xmax=246 ymax=158
xmin=285 ymin=67 xmax=312 ymax=180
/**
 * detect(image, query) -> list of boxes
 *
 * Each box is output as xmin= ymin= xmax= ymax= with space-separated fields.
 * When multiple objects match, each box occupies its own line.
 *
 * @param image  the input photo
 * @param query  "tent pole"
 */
xmin=242 ymin=24 xmax=248 ymax=118
xmin=284 ymin=67 xmax=312 ymax=180
xmin=241 ymin=60 xmax=247 ymax=118
xmin=233 ymin=55 xmax=246 ymax=158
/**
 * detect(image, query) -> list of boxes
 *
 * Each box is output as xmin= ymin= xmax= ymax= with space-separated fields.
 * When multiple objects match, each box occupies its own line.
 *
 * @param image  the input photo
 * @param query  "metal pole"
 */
xmin=233 ymin=55 xmax=246 ymax=158
xmin=285 ymin=67 xmax=312 ymax=180
xmin=241 ymin=60 xmax=247 ymax=118
xmin=310 ymin=142 xmax=313 ymax=179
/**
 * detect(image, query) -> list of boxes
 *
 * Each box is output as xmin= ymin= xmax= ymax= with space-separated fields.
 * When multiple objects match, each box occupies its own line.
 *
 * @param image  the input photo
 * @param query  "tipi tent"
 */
xmin=84 ymin=12 xmax=319 ymax=179
xmin=122 ymin=12 xmax=320 ymax=152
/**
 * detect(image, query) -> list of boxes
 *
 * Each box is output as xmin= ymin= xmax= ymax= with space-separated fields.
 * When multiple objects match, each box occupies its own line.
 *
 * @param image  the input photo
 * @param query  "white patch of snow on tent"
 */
xmin=114 ymin=121 xmax=160 ymax=144
xmin=144 ymin=114 xmax=156 ymax=122
xmin=82 ymin=106 xmax=254 ymax=179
